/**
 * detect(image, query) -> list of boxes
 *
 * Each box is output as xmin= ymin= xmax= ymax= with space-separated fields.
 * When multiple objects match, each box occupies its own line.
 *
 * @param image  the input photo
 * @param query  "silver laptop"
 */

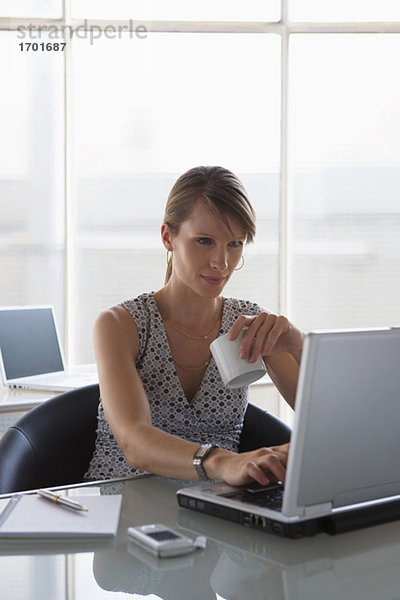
xmin=177 ymin=327 xmax=400 ymax=537
xmin=0 ymin=306 xmax=98 ymax=392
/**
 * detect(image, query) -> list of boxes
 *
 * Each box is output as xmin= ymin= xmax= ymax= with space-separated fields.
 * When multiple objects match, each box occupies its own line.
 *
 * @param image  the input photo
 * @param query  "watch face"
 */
xmin=195 ymin=445 xmax=211 ymax=459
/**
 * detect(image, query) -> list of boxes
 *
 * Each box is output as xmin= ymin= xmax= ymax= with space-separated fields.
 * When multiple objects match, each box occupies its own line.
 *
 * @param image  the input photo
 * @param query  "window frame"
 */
xmin=2 ymin=1 xmax=400 ymax=420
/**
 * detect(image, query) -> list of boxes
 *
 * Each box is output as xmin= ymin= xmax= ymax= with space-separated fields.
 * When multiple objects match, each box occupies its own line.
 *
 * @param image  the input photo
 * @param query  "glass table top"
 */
xmin=1 ymin=476 xmax=400 ymax=600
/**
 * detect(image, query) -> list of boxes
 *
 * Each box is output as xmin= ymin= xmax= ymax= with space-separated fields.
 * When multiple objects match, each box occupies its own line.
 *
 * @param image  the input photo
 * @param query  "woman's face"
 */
xmin=164 ymin=199 xmax=246 ymax=298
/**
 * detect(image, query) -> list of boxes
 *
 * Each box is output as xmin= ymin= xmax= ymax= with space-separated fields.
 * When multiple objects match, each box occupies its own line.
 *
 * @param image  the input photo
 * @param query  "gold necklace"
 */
xmin=165 ymin=299 xmax=224 ymax=341
xmin=173 ymin=355 xmax=211 ymax=371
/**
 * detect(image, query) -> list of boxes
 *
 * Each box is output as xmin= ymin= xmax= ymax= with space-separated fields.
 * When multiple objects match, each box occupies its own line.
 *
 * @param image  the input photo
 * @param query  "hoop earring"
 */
xmin=235 ymin=256 xmax=245 ymax=271
xmin=166 ymin=250 xmax=172 ymax=265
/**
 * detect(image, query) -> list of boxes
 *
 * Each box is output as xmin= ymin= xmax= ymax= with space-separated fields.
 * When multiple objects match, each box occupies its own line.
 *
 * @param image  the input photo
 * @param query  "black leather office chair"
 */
xmin=239 ymin=403 xmax=291 ymax=452
xmin=0 ymin=384 xmax=291 ymax=494
xmin=0 ymin=384 xmax=100 ymax=494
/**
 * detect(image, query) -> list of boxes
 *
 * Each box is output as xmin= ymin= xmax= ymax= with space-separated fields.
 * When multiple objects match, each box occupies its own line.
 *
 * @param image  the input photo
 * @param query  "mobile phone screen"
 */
xmin=146 ymin=530 xmax=180 ymax=541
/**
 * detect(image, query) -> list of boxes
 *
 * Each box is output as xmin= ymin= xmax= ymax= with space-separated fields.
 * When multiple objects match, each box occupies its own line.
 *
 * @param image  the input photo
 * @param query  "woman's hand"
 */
xmin=205 ymin=444 xmax=290 ymax=487
xmin=228 ymin=312 xmax=304 ymax=363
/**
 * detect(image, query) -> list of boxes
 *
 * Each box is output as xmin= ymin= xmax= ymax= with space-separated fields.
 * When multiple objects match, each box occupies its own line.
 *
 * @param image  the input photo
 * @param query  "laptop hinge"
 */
xmin=303 ymin=502 xmax=333 ymax=518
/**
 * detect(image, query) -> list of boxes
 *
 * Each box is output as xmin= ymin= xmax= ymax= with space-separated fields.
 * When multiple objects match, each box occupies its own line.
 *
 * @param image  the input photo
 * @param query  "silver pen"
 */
xmin=38 ymin=489 xmax=88 ymax=512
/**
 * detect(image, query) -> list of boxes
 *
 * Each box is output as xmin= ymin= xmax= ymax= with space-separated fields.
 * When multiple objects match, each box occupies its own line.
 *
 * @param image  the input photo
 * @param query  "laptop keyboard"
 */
xmin=37 ymin=371 xmax=85 ymax=383
xmin=220 ymin=483 xmax=284 ymax=511
xmin=33 ymin=372 xmax=93 ymax=382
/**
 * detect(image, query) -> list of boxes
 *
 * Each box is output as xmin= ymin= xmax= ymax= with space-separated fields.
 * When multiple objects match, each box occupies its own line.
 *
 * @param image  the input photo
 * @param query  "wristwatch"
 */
xmin=193 ymin=444 xmax=217 ymax=481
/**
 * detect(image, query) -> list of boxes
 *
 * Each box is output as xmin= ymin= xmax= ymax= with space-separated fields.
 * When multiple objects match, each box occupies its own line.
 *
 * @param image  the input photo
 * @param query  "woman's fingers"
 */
xmin=258 ymin=316 xmax=290 ymax=359
xmin=228 ymin=312 xmax=271 ymax=359
xmin=241 ymin=313 xmax=286 ymax=362
xmin=245 ymin=461 xmax=271 ymax=486
xmin=270 ymin=443 xmax=290 ymax=467
xmin=243 ymin=451 xmax=287 ymax=486
xmin=248 ymin=315 xmax=286 ymax=361
xmin=227 ymin=315 xmax=256 ymax=341
xmin=228 ymin=312 xmax=303 ymax=363
xmin=222 ymin=445 xmax=289 ymax=487
xmin=256 ymin=448 xmax=287 ymax=482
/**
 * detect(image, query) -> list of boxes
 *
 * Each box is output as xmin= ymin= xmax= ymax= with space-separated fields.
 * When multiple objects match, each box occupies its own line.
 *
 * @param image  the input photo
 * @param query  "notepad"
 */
xmin=0 ymin=493 xmax=122 ymax=540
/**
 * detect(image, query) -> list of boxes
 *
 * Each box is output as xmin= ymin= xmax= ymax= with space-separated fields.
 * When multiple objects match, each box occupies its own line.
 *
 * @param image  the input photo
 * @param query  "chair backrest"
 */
xmin=0 ymin=384 xmax=100 ymax=494
xmin=239 ymin=403 xmax=291 ymax=453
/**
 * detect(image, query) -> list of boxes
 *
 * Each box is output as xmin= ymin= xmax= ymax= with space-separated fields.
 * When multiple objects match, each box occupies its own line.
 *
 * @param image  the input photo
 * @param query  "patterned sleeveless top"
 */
xmin=85 ymin=292 xmax=264 ymax=480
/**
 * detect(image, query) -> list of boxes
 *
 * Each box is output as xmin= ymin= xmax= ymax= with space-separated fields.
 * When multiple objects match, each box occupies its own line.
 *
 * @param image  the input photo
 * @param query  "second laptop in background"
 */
xmin=0 ymin=306 xmax=98 ymax=392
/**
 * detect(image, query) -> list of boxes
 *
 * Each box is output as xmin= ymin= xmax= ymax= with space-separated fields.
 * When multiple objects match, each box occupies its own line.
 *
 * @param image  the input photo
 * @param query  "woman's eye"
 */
xmin=195 ymin=238 xmax=243 ymax=247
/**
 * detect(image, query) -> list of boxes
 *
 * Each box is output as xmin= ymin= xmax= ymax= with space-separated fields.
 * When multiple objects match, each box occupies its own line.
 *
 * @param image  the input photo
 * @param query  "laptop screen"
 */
xmin=288 ymin=328 xmax=400 ymax=511
xmin=0 ymin=307 xmax=64 ymax=380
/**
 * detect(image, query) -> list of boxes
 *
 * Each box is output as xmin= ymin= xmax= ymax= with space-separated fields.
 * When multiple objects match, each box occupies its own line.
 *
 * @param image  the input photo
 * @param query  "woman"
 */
xmin=85 ymin=166 xmax=304 ymax=486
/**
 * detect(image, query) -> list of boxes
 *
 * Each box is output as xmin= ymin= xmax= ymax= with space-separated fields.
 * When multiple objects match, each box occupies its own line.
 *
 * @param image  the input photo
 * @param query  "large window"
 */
xmin=289 ymin=34 xmax=400 ymax=331
xmin=0 ymin=30 xmax=65 ymax=334
xmin=72 ymin=32 xmax=280 ymax=360
xmin=1 ymin=2 xmax=400 ymax=417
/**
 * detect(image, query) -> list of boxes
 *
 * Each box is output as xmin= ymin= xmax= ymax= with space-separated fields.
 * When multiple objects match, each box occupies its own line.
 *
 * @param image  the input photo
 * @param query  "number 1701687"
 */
xmin=19 ymin=42 xmax=66 ymax=51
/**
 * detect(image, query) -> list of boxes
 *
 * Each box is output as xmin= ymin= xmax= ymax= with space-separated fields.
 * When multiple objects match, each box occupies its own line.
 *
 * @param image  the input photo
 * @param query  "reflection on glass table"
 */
xmin=1 ymin=476 xmax=400 ymax=600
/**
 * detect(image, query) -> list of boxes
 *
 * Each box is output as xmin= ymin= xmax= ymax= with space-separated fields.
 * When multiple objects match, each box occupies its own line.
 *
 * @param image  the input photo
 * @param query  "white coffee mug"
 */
xmin=210 ymin=330 xmax=267 ymax=389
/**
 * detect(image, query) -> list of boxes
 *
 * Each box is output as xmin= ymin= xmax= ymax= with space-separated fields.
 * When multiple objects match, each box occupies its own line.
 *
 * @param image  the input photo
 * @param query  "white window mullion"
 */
xmin=279 ymin=4 xmax=289 ymax=319
xmin=278 ymin=1 xmax=294 ymax=424
xmin=63 ymin=0 xmax=76 ymax=365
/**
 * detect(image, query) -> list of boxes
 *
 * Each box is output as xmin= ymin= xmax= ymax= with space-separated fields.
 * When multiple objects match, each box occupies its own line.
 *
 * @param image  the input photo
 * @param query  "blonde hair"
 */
xmin=163 ymin=166 xmax=256 ymax=284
